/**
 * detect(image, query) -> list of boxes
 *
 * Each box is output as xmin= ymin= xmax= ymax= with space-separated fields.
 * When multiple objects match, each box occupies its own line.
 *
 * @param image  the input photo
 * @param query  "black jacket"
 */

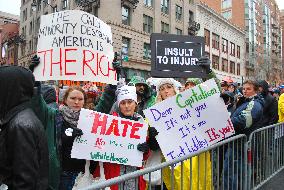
xmin=0 ymin=105 xmax=49 ymax=190
xmin=258 ymin=80 xmax=278 ymax=126
xmin=0 ymin=66 xmax=49 ymax=190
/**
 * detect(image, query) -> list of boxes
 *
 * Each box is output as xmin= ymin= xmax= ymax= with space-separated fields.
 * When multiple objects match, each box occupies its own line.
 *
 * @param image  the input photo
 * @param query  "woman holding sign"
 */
xmin=59 ymin=86 xmax=96 ymax=190
xmin=93 ymin=84 xmax=146 ymax=190
xmin=150 ymin=78 xmax=212 ymax=190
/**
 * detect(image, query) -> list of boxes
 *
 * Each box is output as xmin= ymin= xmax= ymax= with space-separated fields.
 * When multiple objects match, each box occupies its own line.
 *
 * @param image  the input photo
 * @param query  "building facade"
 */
xmin=280 ymin=10 xmax=284 ymax=81
xmin=0 ymin=11 xmax=19 ymax=25
xmin=0 ymin=11 xmax=20 ymax=65
xmin=196 ymin=3 xmax=246 ymax=84
xmin=19 ymin=0 xmax=200 ymax=80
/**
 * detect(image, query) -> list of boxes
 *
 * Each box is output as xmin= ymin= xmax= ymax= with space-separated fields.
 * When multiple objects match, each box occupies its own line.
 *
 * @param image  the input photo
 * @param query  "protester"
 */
xmin=258 ymin=80 xmax=278 ymax=126
xmin=184 ymin=78 xmax=203 ymax=90
xmin=223 ymin=80 xmax=264 ymax=190
xmin=220 ymin=91 xmax=236 ymax=114
xmin=0 ymin=65 xmax=49 ymax=189
xmin=59 ymin=86 xmax=95 ymax=190
xmin=272 ymin=88 xmax=280 ymax=100
xmin=41 ymin=84 xmax=59 ymax=109
xmin=94 ymin=84 xmax=146 ymax=190
xmin=277 ymin=85 xmax=284 ymax=123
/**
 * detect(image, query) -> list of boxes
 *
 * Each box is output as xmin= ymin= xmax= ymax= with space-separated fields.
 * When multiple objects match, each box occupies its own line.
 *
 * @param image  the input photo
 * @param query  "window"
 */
xmin=204 ymin=29 xmax=210 ymax=46
xmin=62 ymin=0 xmax=68 ymax=9
xmin=29 ymin=40 xmax=32 ymax=52
xmin=222 ymin=38 xmax=228 ymax=53
xmin=144 ymin=0 xmax=153 ymax=7
xmin=222 ymin=0 xmax=232 ymax=9
xmin=230 ymin=42 xmax=235 ymax=56
xmin=53 ymin=6 xmax=57 ymax=13
xmin=176 ymin=28 xmax=182 ymax=35
xmin=189 ymin=10 xmax=194 ymax=22
xmin=222 ymin=58 xmax=228 ymax=72
xmin=237 ymin=63 xmax=240 ymax=75
xmin=161 ymin=0 xmax=169 ymax=14
xmin=36 ymin=17 xmax=40 ymax=32
xmin=143 ymin=15 xmax=153 ymax=33
xmin=212 ymin=33 xmax=220 ymax=49
xmin=237 ymin=45 xmax=240 ymax=58
xmin=122 ymin=37 xmax=130 ymax=56
xmin=22 ymin=9 xmax=27 ymax=22
xmin=161 ymin=22 xmax=169 ymax=34
xmin=176 ymin=5 xmax=182 ymax=20
xmin=122 ymin=6 xmax=130 ymax=25
xmin=212 ymin=55 xmax=219 ymax=70
xmin=230 ymin=61 xmax=235 ymax=74
xmin=29 ymin=21 xmax=33 ymax=35
xmin=93 ymin=7 xmax=98 ymax=17
xmin=222 ymin=10 xmax=232 ymax=19
xmin=143 ymin=43 xmax=151 ymax=60
xmin=4 ymin=21 xmax=9 ymax=24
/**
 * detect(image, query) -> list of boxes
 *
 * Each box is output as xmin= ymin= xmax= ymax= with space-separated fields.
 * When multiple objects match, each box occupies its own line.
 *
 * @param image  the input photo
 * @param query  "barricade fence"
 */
xmin=79 ymin=123 xmax=284 ymax=190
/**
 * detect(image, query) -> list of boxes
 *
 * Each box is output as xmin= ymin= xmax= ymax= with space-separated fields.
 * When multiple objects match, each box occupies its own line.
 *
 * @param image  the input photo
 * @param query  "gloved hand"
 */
xmin=29 ymin=55 xmax=40 ymax=72
xmin=197 ymin=56 xmax=212 ymax=74
xmin=112 ymin=52 xmax=122 ymax=74
xmin=137 ymin=142 xmax=150 ymax=153
xmin=65 ymin=127 xmax=83 ymax=138
xmin=148 ymin=127 xmax=159 ymax=139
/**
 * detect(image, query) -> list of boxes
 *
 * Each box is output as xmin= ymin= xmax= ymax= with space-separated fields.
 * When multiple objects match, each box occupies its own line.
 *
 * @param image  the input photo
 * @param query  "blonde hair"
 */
xmin=155 ymin=83 xmax=178 ymax=103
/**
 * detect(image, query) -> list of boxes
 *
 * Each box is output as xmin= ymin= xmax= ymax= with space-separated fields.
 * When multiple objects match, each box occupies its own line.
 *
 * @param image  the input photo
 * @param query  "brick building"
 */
xmin=0 ymin=11 xmax=20 ymax=65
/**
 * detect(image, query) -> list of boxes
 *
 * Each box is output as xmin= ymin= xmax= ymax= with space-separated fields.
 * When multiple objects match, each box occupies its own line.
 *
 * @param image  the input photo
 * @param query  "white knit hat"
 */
xmin=117 ymin=85 xmax=137 ymax=106
xmin=156 ymin=78 xmax=177 ymax=92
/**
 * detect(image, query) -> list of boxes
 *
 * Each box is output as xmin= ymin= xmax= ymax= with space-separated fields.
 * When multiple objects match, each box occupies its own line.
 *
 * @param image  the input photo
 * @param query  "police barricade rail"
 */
xmin=80 ymin=134 xmax=247 ymax=190
xmin=247 ymin=122 xmax=284 ymax=190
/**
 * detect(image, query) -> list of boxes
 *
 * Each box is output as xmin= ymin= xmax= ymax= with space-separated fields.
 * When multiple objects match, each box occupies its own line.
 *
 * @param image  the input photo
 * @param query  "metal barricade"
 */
xmin=247 ymin=123 xmax=284 ymax=190
xmin=80 ymin=134 xmax=247 ymax=190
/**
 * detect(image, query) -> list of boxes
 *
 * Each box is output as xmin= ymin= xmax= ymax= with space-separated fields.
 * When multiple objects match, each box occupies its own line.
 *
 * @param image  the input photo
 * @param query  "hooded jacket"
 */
xmin=231 ymin=94 xmax=264 ymax=136
xmin=258 ymin=80 xmax=278 ymax=126
xmin=0 ymin=66 xmax=48 ymax=190
xmin=128 ymin=76 xmax=156 ymax=117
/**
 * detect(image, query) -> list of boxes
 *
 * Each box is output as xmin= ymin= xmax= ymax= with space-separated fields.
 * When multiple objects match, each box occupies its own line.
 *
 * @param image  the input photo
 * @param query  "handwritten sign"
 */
xmin=150 ymin=33 xmax=208 ymax=78
xmin=34 ymin=10 xmax=117 ymax=84
xmin=143 ymin=79 xmax=234 ymax=162
xmin=71 ymin=109 xmax=148 ymax=167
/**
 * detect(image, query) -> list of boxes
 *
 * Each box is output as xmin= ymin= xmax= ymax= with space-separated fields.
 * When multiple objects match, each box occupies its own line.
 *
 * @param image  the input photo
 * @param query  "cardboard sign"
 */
xmin=71 ymin=109 xmax=148 ymax=167
xmin=150 ymin=33 xmax=208 ymax=78
xmin=143 ymin=79 xmax=234 ymax=162
xmin=34 ymin=10 xmax=117 ymax=84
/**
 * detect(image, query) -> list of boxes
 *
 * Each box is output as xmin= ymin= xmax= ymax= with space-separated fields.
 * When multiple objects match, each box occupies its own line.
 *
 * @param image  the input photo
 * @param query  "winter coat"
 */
xmin=0 ymin=66 xmax=48 ymax=190
xmin=128 ymin=76 xmax=156 ymax=117
xmin=258 ymin=80 xmax=278 ymax=126
xmin=94 ymin=84 xmax=146 ymax=190
xmin=278 ymin=93 xmax=284 ymax=123
xmin=231 ymin=95 xmax=264 ymax=136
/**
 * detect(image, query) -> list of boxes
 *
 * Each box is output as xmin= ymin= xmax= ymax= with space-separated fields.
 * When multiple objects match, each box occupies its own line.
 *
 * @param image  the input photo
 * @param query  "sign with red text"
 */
xmin=71 ymin=109 xmax=148 ymax=167
xmin=34 ymin=10 xmax=117 ymax=84
xmin=143 ymin=79 xmax=234 ymax=163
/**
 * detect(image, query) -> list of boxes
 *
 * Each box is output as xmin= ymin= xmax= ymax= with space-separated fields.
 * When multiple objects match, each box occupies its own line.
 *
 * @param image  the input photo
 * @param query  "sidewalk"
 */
xmin=258 ymin=169 xmax=284 ymax=190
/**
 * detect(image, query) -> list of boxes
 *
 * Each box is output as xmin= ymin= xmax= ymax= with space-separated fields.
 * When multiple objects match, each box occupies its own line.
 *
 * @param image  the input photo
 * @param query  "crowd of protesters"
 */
xmin=1 ymin=54 xmax=284 ymax=190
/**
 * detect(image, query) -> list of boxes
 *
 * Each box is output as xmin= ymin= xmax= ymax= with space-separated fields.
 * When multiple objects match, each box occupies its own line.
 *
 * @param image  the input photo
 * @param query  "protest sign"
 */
xmin=34 ymin=10 xmax=117 ymax=84
xmin=143 ymin=79 xmax=234 ymax=162
xmin=150 ymin=33 xmax=208 ymax=78
xmin=71 ymin=109 xmax=148 ymax=167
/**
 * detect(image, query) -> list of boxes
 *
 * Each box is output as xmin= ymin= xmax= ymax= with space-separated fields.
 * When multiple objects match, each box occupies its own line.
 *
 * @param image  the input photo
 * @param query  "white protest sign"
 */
xmin=143 ymin=79 xmax=234 ymax=162
xmin=34 ymin=10 xmax=117 ymax=84
xmin=71 ymin=109 xmax=148 ymax=167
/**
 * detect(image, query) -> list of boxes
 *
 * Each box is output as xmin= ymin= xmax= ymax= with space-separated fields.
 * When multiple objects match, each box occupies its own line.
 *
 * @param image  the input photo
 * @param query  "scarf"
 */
xmin=59 ymin=105 xmax=81 ymax=128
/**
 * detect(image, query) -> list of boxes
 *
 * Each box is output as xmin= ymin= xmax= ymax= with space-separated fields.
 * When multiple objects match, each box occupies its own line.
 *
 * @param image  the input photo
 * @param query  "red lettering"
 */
xmin=64 ymin=48 xmax=77 ymax=76
xmin=82 ymin=50 xmax=96 ymax=76
xmin=99 ymin=55 xmax=110 ymax=77
xmin=130 ymin=123 xmax=143 ymax=139
xmin=105 ymin=119 xmax=120 ymax=136
xmin=38 ymin=49 xmax=51 ymax=76
xmin=121 ymin=120 xmax=133 ymax=137
xmin=91 ymin=113 xmax=108 ymax=135
xmin=50 ymin=48 xmax=62 ymax=76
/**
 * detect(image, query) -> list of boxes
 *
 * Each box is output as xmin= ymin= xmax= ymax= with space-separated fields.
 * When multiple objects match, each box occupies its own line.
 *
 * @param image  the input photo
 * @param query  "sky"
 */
xmin=0 ymin=0 xmax=283 ymax=17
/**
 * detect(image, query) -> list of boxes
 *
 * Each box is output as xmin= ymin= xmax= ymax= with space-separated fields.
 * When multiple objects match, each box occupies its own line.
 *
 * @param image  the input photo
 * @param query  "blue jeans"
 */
xmin=222 ymin=146 xmax=244 ymax=190
xmin=59 ymin=171 xmax=79 ymax=190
